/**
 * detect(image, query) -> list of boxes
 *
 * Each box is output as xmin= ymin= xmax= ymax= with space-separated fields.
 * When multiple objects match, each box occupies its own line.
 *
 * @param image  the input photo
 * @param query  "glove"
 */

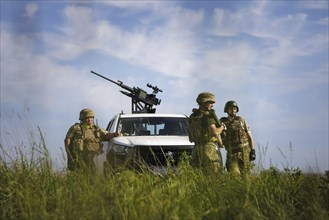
xmin=249 ymin=149 xmax=256 ymax=161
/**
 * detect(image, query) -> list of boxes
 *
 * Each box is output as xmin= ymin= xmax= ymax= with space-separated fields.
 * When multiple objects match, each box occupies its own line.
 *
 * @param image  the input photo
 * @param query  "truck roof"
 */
xmin=117 ymin=113 xmax=188 ymax=118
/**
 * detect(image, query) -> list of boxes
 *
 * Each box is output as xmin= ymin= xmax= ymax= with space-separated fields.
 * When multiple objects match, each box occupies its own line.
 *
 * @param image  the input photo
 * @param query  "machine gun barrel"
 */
xmin=91 ymin=70 xmax=162 ymax=113
xmin=91 ymin=70 xmax=133 ymax=92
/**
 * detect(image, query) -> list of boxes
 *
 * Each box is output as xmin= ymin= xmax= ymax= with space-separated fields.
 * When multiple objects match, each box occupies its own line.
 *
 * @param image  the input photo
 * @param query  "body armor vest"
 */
xmin=220 ymin=116 xmax=249 ymax=148
xmin=72 ymin=123 xmax=103 ymax=152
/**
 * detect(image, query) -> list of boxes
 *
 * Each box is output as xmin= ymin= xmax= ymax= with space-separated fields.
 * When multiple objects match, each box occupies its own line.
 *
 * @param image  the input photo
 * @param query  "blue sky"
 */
xmin=1 ymin=0 xmax=328 ymax=172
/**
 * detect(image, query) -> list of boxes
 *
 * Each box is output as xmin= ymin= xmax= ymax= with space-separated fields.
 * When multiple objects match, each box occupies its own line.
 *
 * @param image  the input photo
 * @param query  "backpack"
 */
xmin=188 ymin=109 xmax=209 ymax=144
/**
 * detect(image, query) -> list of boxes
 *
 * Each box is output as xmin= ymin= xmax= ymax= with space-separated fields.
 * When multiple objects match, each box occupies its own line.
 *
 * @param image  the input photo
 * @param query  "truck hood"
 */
xmin=111 ymin=136 xmax=193 ymax=147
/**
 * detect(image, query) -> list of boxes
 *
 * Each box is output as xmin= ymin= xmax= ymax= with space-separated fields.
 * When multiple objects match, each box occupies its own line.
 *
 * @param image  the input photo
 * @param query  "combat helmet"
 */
xmin=79 ymin=108 xmax=95 ymax=120
xmin=196 ymin=92 xmax=216 ymax=104
xmin=224 ymin=101 xmax=239 ymax=113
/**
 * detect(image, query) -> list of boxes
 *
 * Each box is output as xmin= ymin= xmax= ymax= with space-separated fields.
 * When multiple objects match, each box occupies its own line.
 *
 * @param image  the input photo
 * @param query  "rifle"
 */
xmin=208 ymin=109 xmax=221 ymax=127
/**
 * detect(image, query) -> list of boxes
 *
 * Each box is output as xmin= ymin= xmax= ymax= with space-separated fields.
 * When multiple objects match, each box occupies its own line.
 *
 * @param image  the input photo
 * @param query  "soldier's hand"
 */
xmin=249 ymin=149 xmax=256 ymax=161
xmin=221 ymin=123 xmax=227 ymax=130
xmin=114 ymin=132 xmax=122 ymax=137
xmin=110 ymin=132 xmax=121 ymax=138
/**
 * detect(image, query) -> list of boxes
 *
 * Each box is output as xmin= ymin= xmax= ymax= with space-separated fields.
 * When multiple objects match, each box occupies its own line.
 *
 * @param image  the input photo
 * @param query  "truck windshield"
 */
xmin=117 ymin=117 xmax=188 ymax=136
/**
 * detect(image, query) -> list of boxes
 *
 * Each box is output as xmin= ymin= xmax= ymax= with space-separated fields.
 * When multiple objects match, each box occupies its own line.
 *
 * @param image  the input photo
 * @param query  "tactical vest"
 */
xmin=71 ymin=123 xmax=103 ymax=152
xmin=220 ymin=116 xmax=249 ymax=148
xmin=188 ymin=109 xmax=216 ymax=145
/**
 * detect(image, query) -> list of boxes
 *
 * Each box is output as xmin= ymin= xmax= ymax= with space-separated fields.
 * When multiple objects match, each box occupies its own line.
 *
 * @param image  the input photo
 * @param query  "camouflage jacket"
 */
xmin=65 ymin=123 xmax=109 ymax=152
xmin=188 ymin=108 xmax=219 ymax=145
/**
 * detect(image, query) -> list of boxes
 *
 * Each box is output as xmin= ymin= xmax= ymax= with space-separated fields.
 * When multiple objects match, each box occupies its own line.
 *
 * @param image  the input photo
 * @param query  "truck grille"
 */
xmin=134 ymin=145 xmax=193 ymax=166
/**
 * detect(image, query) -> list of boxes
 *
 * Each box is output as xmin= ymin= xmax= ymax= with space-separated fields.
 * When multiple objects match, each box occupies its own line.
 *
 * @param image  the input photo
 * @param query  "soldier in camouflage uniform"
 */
xmin=188 ymin=92 xmax=226 ymax=172
xmin=64 ymin=108 xmax=120 ymax=172
xmin=220 ymin=101 xmax=255 ymax=176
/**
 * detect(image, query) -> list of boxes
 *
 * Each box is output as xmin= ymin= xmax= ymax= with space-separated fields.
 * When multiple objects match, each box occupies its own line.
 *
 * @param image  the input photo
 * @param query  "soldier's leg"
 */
xmin=82 ymin=152 xmax=96 ymax=174
xmin=66 ymin=147 xmax=79 ymax=171
xmin=225 ymin=154 xmax=230 ymax=172
xmin=89 ymin=152 xmax=97 ymax=173
xmin=70 ymin=149 xmax=84 ymax=171
xmin=204 ymin=143 xmax=222 ymax=172
xmin=67 ymin=151 xmax=75 ymax=171
xmin=240 ymin=147 xmax=251 ymax=176
xmin=191 ymin=146 xmax=202 ymax=169
xmin=227 ymin=152 xmax=241 ymax=175
xmin=217 ymin=148 xmax=223 ymax=170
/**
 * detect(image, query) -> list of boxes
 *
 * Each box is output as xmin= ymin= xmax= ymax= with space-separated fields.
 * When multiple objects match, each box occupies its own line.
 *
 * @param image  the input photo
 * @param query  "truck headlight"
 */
xmin=113 ymin=144 xmax=133 ymax=155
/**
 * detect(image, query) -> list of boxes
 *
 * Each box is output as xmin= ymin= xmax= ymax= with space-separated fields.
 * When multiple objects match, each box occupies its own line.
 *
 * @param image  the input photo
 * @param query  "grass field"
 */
xmin=0 ymin=125 xmax=328 ymax=220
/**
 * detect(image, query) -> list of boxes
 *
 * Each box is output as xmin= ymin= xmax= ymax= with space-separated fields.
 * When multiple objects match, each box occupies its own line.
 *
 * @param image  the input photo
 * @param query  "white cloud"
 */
xmin=39 ymin=2 xmax=326 ymax=92
xmin=0 ymin=30 xmax=125 ymax=116
xmin=211 ymin=8 xmax=240 ymax=36
xmin=100 ymin=0 xmax=169 ymax=10
xmin=208 ymin=5 xmax=316 ymax=73
xmin=205 ymin=2 xmax=328 ymax=93
xmin=200 ymin=42 xmax=258 ymax=87
xmin=25 ymin=2 xmax=39 ymax=18
xmin=43 ymin=4 xmax=204 ymax=79
xmin=314 ymin=16 xmax=329 ymax=25
xmin=212 ymin=6 xmax=308 ymax=41
xmin=289 ymin=33 xmax=328 ymax=56
xmin=297 ymin=0 xmax=329 ymax=10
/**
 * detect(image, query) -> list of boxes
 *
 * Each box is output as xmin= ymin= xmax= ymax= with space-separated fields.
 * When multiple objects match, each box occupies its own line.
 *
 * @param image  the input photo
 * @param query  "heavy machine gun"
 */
xmin=91 ymin=71 xmax=162 ymax=114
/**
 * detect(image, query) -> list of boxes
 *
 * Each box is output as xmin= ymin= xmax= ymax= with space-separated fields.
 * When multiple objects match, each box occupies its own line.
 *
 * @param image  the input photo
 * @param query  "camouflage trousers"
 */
xmin=225 ymin=145 xmax=251 ymax=176
xmin=67 ymin=148 xmax=97 ymax=173
xmin=191 ymin=142 xmax=223 ymax=172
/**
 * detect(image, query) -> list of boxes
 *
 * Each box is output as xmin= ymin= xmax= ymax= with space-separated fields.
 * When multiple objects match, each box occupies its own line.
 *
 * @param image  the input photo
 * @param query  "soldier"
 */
xmin=220 ymin=101 xmax=255 ymax=176
xmin=188 ymin=92 xmax=226 ymax=172
xmin=64 ymin=108 xmax=120 ymax=173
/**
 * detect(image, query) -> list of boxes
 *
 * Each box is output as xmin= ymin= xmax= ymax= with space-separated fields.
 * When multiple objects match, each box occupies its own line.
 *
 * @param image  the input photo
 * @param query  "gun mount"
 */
xmin=91 ymin=71 xmax=162 ymax=114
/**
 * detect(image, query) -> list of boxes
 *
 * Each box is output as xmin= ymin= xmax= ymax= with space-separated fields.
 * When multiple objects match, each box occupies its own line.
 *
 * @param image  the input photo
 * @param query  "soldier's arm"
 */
xmin=64 ymin=137 xmax=71 ymax=149
xmin=247 ymin=130 xmax=255 ymax=150
xmin=105 ymin=132 xmax=121 ymax=140
xmin=100 ymin=128 xmax=122 ymax=140
xmin=210 ymin=124 xmax=224 ymax=148
xmin=243 ymin=119 xmax=255 ymax=150
xmin=64 ymin=136 xmax=75 ymax=161
xmin=64 ymin=126 xmax=74 ymax=151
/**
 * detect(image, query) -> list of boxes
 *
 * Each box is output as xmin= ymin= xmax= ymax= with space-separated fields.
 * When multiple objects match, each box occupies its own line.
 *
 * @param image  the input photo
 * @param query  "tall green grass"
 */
xmin=1 ymin=142 xmax=328 ymax=220
xmin=0 ymin=116 xmax=328 ymax=219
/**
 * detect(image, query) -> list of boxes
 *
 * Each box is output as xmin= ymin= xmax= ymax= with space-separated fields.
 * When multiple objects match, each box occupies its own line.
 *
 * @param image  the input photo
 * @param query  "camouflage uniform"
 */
xmin=188 ymin=92 xmax=223 ymax=172
xmin=65 ymin=109 xmax=109 ymax=172
xmin=220 ymin=101 xmax=253 ymax=175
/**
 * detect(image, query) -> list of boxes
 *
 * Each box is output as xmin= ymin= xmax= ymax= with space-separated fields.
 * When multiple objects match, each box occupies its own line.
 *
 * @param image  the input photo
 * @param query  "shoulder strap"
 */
xmin=219 ymin=117 xmax=228 ymax=123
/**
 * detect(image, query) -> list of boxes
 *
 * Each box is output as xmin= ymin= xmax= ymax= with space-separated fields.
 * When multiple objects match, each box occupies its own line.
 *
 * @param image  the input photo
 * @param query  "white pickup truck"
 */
xmin=94 ymin=113 xmax=194 ymax=175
